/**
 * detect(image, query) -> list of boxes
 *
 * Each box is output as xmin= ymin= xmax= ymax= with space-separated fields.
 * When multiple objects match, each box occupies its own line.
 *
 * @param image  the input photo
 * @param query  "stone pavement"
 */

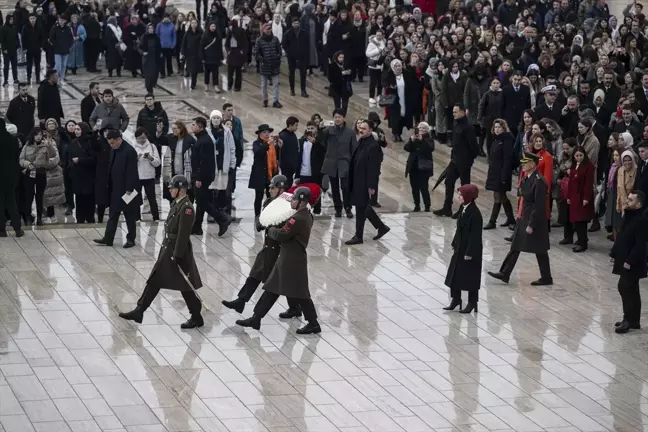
xmin=1 ymin=19 xmax=648 ymax=432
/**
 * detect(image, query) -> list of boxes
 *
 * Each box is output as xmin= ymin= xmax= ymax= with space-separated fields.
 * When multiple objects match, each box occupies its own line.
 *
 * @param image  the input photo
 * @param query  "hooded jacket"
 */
xmin=136 ymin=102 xmax=169 ymax=141
xmin=0 ymin=14 xmax=19 ymax=52
xmin=89 ymin=99 xmax=130 ymax=132
xmin=365 ymin=35 xmax=385 ymax=70
xmin=132 ymin=138 xmax=161 ymax=180
xmin=155 ymin=20 xmax=176 ymax=48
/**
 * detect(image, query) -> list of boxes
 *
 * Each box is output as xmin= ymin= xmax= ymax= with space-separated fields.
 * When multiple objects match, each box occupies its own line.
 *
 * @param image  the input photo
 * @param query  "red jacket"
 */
xmin=567 ymin=160 xmax=595 ymax=222
xmin=413 ymin=0 xmax=436 ymax=14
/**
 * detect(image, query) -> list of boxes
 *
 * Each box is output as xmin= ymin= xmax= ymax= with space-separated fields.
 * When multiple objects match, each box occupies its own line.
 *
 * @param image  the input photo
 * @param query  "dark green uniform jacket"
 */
xmin=511 ymin=170 xmax=550 ymax=254
xmin=249 ymin=197 xmax=282 ymax=282
xmin=147 ymin=194 xmax=202 ymax=291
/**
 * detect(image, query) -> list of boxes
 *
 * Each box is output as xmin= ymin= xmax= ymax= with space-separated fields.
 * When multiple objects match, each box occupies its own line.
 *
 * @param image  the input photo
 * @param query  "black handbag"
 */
xmin=378 ymin=94 xmax=397 ymax=107
xmin=417 ymin=158 xmax=433 ymax=173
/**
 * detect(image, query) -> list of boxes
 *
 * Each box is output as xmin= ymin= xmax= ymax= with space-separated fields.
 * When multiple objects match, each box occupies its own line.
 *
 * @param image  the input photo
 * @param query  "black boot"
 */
xmin=501 ymin=201 xmax=515 ymax=226
xmin=222 ymin=297 xmax=245 ymax=313
xmin=484 ymin=203 xmax=501 ymax=230
xmin=459 ymin=303 xmax=478 ymax=313
xmin=181 ymin=315 xmax=204 ymax=329
xmin=279 ymin=306 xmax=302 ymax=319
xmin=119 ymin=308 xmax=144 ymax=323
xmin=236 ymin=315 xmax=261 ymax=330
xmin=442 ymin=298 xmax=462 ymax=311
xmin=296 ymin=320 xmax=322 ymax=334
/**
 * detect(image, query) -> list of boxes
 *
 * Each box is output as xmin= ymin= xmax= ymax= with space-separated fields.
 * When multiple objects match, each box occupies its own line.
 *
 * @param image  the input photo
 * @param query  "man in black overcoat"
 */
xmin=37 ymin=69 xmax=64 ymax=125
xmin=5 ymin=83 xmax=35 ymax=138
xmin=282 ymin=17 xmax=310 ymax=98
xmin=635 ymin=143 xmax=648 ymax=198
xmin=222 ymin=175 xmax=289 ymax=313
xmin=93 ymin=130 xmax=140 ymax=248
xmin=533 ymin=85 xmax=562 ymax=123
xmin=0 ymin=118 xmax=24 ymax=238
xmin=610 ymin=191 xmax=648 ymax=334
xmin=344 ymin=120 xmax=389 ymax=245
xmin=236 ymin=187 xmax=321 ymax=335
xmin=501 ymin=71 xmax=531 ymax=137
xmin=488 ymin=152 xmax=553 ymax=286
xmin=119 ymin=175 xmax=204 ymax=329
xmin=433 ymin=103 xmax=479 ymax=218
xmin=80 ymin=82 xmax=101 ymax=124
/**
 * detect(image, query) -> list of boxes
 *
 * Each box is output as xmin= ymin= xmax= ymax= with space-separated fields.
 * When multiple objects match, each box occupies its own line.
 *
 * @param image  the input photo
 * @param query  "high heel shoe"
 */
xmin=442 ymin=299 xmax=462 ymax=311
xmin=459 ymin=303 xmax=478 ymax=314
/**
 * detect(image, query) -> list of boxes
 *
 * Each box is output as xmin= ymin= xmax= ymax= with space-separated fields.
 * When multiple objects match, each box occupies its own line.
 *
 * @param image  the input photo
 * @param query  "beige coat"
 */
xmin=19 ymin=140 xmax=66 ymax=207
xmin=616 ymin=166 xmax=637 ymax=213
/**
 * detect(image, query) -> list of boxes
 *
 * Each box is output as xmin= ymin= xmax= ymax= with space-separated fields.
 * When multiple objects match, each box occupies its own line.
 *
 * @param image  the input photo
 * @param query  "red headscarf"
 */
xmin=457 ymin=184 xmax=479 ymax=204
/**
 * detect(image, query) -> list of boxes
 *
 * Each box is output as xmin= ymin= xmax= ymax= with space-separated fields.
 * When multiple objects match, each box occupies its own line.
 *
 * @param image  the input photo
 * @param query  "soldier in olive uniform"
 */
xmin=488 ymin=152 xmax=554 ymax=286
xmin=221 ymin=174 xmax=290 ymax=314
xmin=119 ymin=175 xmax=205 ymax=329
xmin=236 ymin=187 xmax=321 ymax=335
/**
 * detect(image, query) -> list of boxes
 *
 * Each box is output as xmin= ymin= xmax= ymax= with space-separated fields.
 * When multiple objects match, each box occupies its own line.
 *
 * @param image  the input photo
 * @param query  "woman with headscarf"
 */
xmin=443 ymin=184 xmax=483 ymax=314
xmin=104 ymin=16 xmax=124 ymax=77
xmin=383 ymin=58 xmax=415 ymax=142
xmin=68 ymin=14 xmax=86 ymax=75
xmin=225 ymin=20 xmax=249 ymax=91
xmin=124 ymin=15 xmax=145 ymax=77
xmin=67 ymin=122 xmax=96 ymax=223
xmin=404 ymin=121 xmax=434 ymax=212
xmin=327 ymin=50 xmax=353 ymax=116
xmin=299 ymin=3 xmax=319 ymax=74
xmin=208 ymin=110 xmax=237 ymax=214
xmin=478 ymin=76 xmax=504 ymax=155
xmin=427 ymin=58 xmax=447 ymax=142
xmin=139 ymin=22 xmax=162 ymax=94
xmin=201 ymin=22 xmax=224 ymax=93
xmin=181 ymin=18 xmax=204 ymax=90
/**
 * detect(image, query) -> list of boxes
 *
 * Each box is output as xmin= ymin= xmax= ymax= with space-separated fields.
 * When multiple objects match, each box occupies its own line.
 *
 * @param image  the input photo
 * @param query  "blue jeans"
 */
xmin=54 ymin=54 xmax=69 ymax=81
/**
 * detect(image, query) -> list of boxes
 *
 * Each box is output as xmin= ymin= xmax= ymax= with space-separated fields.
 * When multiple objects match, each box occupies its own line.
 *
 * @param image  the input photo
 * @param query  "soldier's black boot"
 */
xmin=119 ymin=308 xmax=144 ymax=324
xmin=296 ymin=320 xmax=321 ymax=335
xmin=236 ymin=315 xmax=261 ymax=330
xmin=181 ymin=315 xmax=204 ymax=329
xmin=279 ymin=306 xmax=302 ymax=319
xmin=222 ymin=298 xmax=245 ymax=313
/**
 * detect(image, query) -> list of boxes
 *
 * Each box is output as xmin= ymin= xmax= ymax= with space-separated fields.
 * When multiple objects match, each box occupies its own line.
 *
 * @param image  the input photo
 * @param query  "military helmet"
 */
xmin=292 ymin=186 xmax=312 ymax=204
xmin=170 ymin=175 xmax=190 ymax=190
xmin=269 ymin=174 xmax=288 ymax=189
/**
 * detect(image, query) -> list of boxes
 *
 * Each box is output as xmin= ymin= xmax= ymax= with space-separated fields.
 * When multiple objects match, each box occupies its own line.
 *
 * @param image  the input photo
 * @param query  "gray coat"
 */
xmin=510 ymin=170 xmax=550 ymax=254
xmin=89 ymin=101 xmax=130 ymax=132
xmin=320 ymin=124 xmax=357 ymax=178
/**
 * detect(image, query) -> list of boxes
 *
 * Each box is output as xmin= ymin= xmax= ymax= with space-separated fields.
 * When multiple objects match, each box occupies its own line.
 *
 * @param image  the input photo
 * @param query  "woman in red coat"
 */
xmin=563 ymin=146 xmax=595 ymax=252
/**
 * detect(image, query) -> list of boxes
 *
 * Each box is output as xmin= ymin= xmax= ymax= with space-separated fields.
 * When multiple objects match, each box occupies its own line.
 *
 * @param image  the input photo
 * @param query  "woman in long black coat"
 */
xmin=383 ymin=59 xmax=418 ymax=142
xmin=94 ymin=129 xmax=112 ymax=223
xmin=484 ymin=119 xmax=515 ymax=230
xmin=124 ymin=16 xmax=145 ymax=77
xmin=181 ymin=19 xmax=203 ymax=90
xmin=404 ymin=121 xmax=434 ymax=211
xmin=444 ymin=184 xmax=483 ymax=314
xmin=201 ymin=22 xmax=223 ymax=91
xmin=104 ymin=16 xmax=124 ymax=77
xmin=139 ymin=23 xmax=162 ymax=94
xmin=477 ymin=76 xmax=504 ymax=155
xmin=327 ymin=51 xmax=353 ymax=116
xmin=225 ymin=20 xmax=248 ymax=91
xmin=68 ymin=122 xmax=97 ymax=223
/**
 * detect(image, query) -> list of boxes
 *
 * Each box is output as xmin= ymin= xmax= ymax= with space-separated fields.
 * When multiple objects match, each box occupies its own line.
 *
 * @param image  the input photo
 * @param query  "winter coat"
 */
xmin=200 ymin=28 xmax=223 ymax=65
xmin=450 ymin=117 xmax=479 ymax=171
xmin=160 ymin=134 xmax=194 ymax=184
xmin=348 ymin=134 xmax=382 ymax=207
xmin=510 ymin=170 xmax=550 ymax=254
xmin=68 ymin=23 xmax=86 ymax=68
xmin=49 ymin=21 xmax=74 ymax=55
xmin=108 ymin=140 xmax=140 ymax=209
xmin=67 ymin=134 xmax=96 ymax=196
xmin=327 ymin=61 xmax=353 ymax=98
xmin=156 ymin=21 xmax=176 ymax=48
xmin=103 ymin=24 xmax=123 ymax=71
xmin=191 ymin=129 xmax=216 ymax=185
xmin=136 ymin=102 xmax=169 ymax=142
xmin=348 ymin=22 xmax=366 ymax=60
xmin=181 ymin=27 xmax=203 ymax=74
xmin=37 ymin=80 xmax=64 ymax=123
xmin=501 ymin=84 xmax=531 ymax=133
xmin=6 ymin=94 xmax=36 ymax=138
xmin=295 ymin=135 xmax=326 ymax=180
xmin=517 ymin=148 xmax=553 ymax=218
xmin=255 ymin=33 xmax=282 ymax=76
xmin=0 ymin=119 xmax=21 ymax=187
xmin=225 ymin=26 xmax=248 ymax=67
xmin=248 ymin=138 xmax=279 ymax=189
xmin=444 ymin=202 xmax=483 ymax=293
xmin=365 ymin=36 xmax=385 ymax=70
xmin=0 ymin=20 xmax=19 ymax=52
xmin=430 ymin=72 xmax=447 ymax=134
xmin=578 ymin=130 xmax=600 ymax=168
xmin=440 ymin=71 xmax=467 ymax=108
xmin=320 ymin=124 xmax=357 ymax=178
xmin=207 ymin=126 xmax=236 ymax=191
xmin=89 ymin=101 xmax=130 ymax=132
xmin=477 ymin=89 xmax=504 ymax=130
xmin=132 ymin=139 xmax=161 ymax=180
xmin=80 ymin=95 xmax=101 ymax=125
xmin=485 ymin=132 xmax=514 ymax=192
xmin=463 ymin=76 xmax=489 ymax=125
xmin=404 ymin=134 xmax=435 ymax=177
xmin=282 ymin=27 xmax=310 ymax=62
xmin=567 ymin=160 xmax=595 ymax=222
xmin=611 ymin=208 xmax=648 ymax=279
xmin=19 ymin=140 xmax=66 ymax=207
xmin=249 ymin=196 xmax=282 ymax=281
xmin=262 ymin=207 xmax=313 ymax=299
xmin=94 ymin=137 xmax=111 ymax=206
xmin=21 ymin=22 xmax=45 ymax=53
xmin=278 ymin=129 xmax=300 ymax=174
xmin=139 ymin=33 xmax=162 ymax=86
xmin=123 ymin=23 xmax=144 ymax=72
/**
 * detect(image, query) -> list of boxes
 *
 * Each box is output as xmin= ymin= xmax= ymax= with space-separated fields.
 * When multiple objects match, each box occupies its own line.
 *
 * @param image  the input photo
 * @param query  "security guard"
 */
xmin=221 ymin=174 xmax=289 ymax=314
xmin=488 ymin=152 xmax=553 ymax=286
xmin=119 ymin=175 xmax=205 ymax=329
xmin=236 ymin=186 xmax=321 ymax=335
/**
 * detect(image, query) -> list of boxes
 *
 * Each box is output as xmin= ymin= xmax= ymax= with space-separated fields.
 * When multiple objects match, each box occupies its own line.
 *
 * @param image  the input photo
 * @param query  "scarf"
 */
xmin=108 ymin=23 xmax=122 ymax=40
xmin=489 ymin=85 xmax=502 ymax=91
xmin=450 ymin=71 xmax=460 ymax=81
xmin=608 ymin=160 xmax=619 ymax=188
xmin=261 ymin=136 xmax=278 ymax=181
xmin=72 ymin=23 xmax=78 ymax=37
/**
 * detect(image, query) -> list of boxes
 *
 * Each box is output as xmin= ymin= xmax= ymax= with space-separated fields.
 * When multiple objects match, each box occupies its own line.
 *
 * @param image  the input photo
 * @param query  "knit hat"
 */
xmin=457 ymin=184 xmax=479 ymax=204
xmin=210 ymin=110 xmax=222 ymax=119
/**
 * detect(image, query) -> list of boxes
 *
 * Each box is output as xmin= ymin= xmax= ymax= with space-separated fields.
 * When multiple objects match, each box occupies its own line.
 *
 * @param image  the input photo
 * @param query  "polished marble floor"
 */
xmin=1 ymin=43 xmax=648 ymax=432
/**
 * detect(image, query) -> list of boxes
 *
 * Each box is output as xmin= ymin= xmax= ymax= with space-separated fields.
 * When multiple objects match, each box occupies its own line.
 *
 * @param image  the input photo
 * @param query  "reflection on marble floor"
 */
xmin=2 ymin=59 xmax=648 ymax=432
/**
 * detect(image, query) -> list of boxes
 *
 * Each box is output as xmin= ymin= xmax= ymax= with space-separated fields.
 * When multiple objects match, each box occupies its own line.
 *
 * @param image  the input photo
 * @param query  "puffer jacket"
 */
xmin=255 ymin=33 xmax=282 ymax=76
xmin=132 ymin=139 xmax=161 ymax=180
xmin=365 ymin=35 xmax=385 ymax=70
xmin=19 ymin=139 xmax=66 ymax=207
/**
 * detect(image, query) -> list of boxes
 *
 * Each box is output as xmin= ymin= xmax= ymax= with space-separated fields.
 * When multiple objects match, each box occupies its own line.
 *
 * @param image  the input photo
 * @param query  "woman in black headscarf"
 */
xmin=68 ymin=122 xmax=97 ymax=223
xmin=139 ymin=22 xmax=162 ymax=94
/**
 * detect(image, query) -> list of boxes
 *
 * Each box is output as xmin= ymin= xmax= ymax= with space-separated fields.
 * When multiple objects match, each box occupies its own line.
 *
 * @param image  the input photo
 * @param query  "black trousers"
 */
xmin=618 ymin=273 xmax=641 ymax=326
xmin=24 ymin=173 xmax=46 ymax=219
xmin=194 ymin=185 xmax=228 ymax=227
xmin=161 ymin=48 xmax=174 ymax=75
xmin=451 ymin=287 xmax=478 ymax=303
xmin=144 ymin=72 xmax=158 ymax=94
xmin=282 ymin=170 xmax=295 ymax=188
xmin=350 ymin=55 xmax=365 ymax=81
xmin=499 ymin=250 xmax=552 ymax=281
xmin=75 ymin=193 xmax=95 ymax=223
xmin=238 ymin=276 xmax=261 ymax=301
xmin=190 ymin=71 xmax=198 ymax=89
xmin=139 ymin=179 xmax=159 ymax=220
xmin=0 ymin=186 xmax=21 ymax=231
xmin=332 ymin=96 xmax=349 ymax=116
xmin=26 ymin=51 xmax=41 ymax=81
xmin=64 ymin=169 xmax=74 ymax=208
xmin=204 ymin=63 xmax=219 ymax=86
xmin=443 ymin=163 xmax=471 ymax=210
xmin=104 ymin=201 xmax=137 ymax=243
xmin=299 ymin=175 xmax=321 ymax=213
xmin=329 ymin=176 xmax=350 ymax=212
xmin=253 ymin=188 xmax=269 ymax=216
xmin=195 ymin=0 xmax=208 ymax=23
xmin=368 ymin=68 xmax=382 ymax=99
xmin=253 ymin=291 xmax=318 ymax=321
xmin=409 ymin=168 xmax=431 ymax=208
xmin=3 ymin=52 xmax=18 ymax=83
xmin=355 ymin=202 xmax=387 ymax=238
xmin=227 ymin=65 xmax=242 ymax=90
xmin=287 ymin=58 xmax=307 ymax=92
xmin=138 ymin=283 xmax=202 ymax=317
xmin=84 ymin=38 xmax=101 ymax=71
xmin=97 ymin=204 xmax=107 ymax=223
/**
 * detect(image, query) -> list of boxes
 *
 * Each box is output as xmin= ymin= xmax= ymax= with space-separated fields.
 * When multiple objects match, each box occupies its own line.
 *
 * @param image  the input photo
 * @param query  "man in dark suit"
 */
xmin=635 ymin=142 xmax=648 ymax=197
xmin=633 ymin=73 xmax=648 ymax=122
xmin=5 ymin=82 xmax=35 ymax=138
xmin=282 ymin=17 xmax=310 ymax=97
xmin=0 ymin=118 xmax=24 ymax=238
xmin=598 ymin=70 xmax=621 ymax=112
xmin=501 ymin=71 xmax=531 ymax=137
xmin=80 ymin=81 xmax=101 ymax=124
xmin=295 ymin=122 xmax=326 ymax=214
xmin=278 ymin=116 xmax=300 ymax=186
xmin=94 ymin=130 xmax=140 ymax=248
xmin=37 ymin=69 xmax=63 ymax=126
xmin=613 ymin=107 xmax=642 ymax=143
xmin=533 ymin=85 xmax=562 ymax=123
xmin=344 ymin=119 xmax=390 ymax=245
xmin=433 ymin=103 xmax=479 ymax=218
